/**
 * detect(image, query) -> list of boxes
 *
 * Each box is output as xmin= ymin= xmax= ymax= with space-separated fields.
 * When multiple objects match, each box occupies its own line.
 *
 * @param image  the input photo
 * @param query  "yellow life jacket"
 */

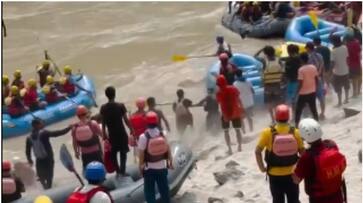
xmin=263 ymin=57 xmax=284 ymax=85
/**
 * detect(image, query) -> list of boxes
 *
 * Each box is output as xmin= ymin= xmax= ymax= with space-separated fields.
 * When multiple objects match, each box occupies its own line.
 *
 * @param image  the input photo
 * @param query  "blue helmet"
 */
xmin=85 ymin=161 xmax=106 ymax=182
xmin=216 ymin=36 xmax=224 ymax=44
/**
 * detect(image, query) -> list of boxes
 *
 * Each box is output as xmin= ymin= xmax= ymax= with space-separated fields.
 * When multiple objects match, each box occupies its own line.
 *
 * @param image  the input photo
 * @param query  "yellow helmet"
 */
xmin=42 ymin=85 xmax=50 ymax=94
xmin=3 ymin=75 xmax=9 ymax=85
xmin=10 ymin=85 xmax=19 ymax=95
xmin=46 ymin=75 xmax=54 ymax=84
xmin=63 ymin=65 xmax=72 ymax=75
xmin=59 ymin=77 xmax=67 ymax=85
xmin=13 ymin=70 xmax=22 ymax=79
xmin=28 ymin=79 xmax=37 ymax=87
xmin=34 ymin=195 xmax=53 ymax=203
xmin=42 ymin=60 xmax=50 ymax=67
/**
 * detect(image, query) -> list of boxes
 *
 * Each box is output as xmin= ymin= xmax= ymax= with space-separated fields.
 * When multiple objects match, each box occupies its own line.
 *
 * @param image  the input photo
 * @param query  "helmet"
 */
xmin=10 ymin=85 xmax=19 ymax=95
xmin=42 ymin=85 xmax=50 ymax=94
xmin=216 ymin=36 xmax=224 ymax=44
xmin=216 ymin=75 xmax=227 ymax=87
xmin=219 ymin=53 xmax=229 ymax=62
xmin=59 ymin=77 xmax=67 ymax=85
xmin=298 ymin=118 xmax=322 ymax=143
xmin=46 ymin=75 xmax=54 ymax=84
xmin=76 ymin=105 xmax=88 ymax=117
xmin=3 ymin=75 xmax=9 ymax=85
xmin=85 ymin=161 xmax=106 ymax=182
xmin=34 ymin=195 xmax=53 ymax=203
xmin=135 ymin=97 xmax=146 ymax=109
xmin=146 ymin=111 xmax=158 ymax=125
xmin=13 ymin=70 xmax=22 ymax=79
xmin=275 ymin=104 xmax=289 ymax=122
xmin=3 ymin=160 xmax=11 ymax=171
xmin=344 ymin=28 xmax=355 ymax=41
xmin=27 ymin=79 xmax=37 ymax=87
xmin=63 ymin=65 xmax=72 ymax=75
xmin=42 ymin=60 xmax=50 ymax=67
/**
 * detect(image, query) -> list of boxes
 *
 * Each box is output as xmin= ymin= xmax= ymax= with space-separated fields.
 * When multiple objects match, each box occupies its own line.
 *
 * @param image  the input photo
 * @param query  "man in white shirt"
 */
xmin=233 ymin=69 xmax=255 ymax=132
xmin=331 ymin=35 xmax=350 ymax=106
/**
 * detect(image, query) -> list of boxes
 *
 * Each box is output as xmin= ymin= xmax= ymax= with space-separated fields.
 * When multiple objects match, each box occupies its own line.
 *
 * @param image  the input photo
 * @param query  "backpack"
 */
xmin=2 ymin=178 xmax=16 ymax=195
xmin=72 ymin=121 xmax=101 ymax=155
xmin=265 ymin=126 xmax=299 ymax=168
xmin=31 ymin=130 xmax=48 ymax=159
xmin=307 ymin=140 xmax=347 ymax=197
xmin=145 ymin=132 xmax=169 ymax=163
xmin=66 ymin=186 xmax=114 ymax=203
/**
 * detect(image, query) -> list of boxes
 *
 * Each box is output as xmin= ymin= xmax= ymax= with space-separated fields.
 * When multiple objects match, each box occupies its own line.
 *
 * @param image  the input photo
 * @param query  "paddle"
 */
xmin=44 ymin=50 xmax=63 ymax=77
xmin=60 ymin=144 xmax=84 ymax=186
xmin=172 ymin=54 xmax=215 ymax=62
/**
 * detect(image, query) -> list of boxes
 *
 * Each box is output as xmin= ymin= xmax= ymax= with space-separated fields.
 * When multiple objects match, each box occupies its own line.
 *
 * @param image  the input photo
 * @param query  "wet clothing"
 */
xmin=2 ymin=175 xmax=25 ymax=203
xmin=26 ymin=126 xmax=71 ymax=189
xmin=269 ymin=175 xmax=300 ymax=203
xmin=219 ymin=63 xmax=238 ymax=85
xmin=216 ymin=85 xmax=243 ymax=121
xmin=11 ymin=79 xmax=25 ymax=89
xmin=7 ymin=96 xmax=26 ymax=118
xmin=23 ymin=88 xmax=38 ymax=110
xmin=173 ymin=98 xmax=193 ymax=135
xmin=62 ymin=77 xmax=76 ymax=95
xmin=38 ymin=68 xmax=54 ymax=87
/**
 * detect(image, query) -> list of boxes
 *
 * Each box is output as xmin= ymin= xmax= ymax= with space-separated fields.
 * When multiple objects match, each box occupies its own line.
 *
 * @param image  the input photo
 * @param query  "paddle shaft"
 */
xmin=73 ymin=170 xmax=85 ymax=186
xmin=44 ymin=50 xmax=63 ymax=76
xmin=187 ymin=54 xmax=215 ymax=59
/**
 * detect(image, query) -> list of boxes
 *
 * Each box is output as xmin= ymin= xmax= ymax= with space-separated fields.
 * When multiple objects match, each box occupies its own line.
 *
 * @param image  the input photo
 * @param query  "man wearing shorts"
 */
xmin=346 ymin=32 xmax=362 ymax=98
xmin=331 ymin=35 xmax=350 ymax=106
xmin=216 ymin=75 xmax=243 ymax=154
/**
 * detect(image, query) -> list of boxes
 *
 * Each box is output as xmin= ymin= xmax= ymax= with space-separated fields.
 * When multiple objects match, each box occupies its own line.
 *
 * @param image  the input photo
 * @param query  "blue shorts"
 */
xmin=286 ymin=82 xmax=298 ymax=104
xmin=316 ymin=79 xmax=325 ymax=101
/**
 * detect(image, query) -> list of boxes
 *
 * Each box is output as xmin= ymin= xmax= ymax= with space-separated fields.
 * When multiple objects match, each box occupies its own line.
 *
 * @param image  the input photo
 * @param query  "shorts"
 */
xmin=316 ymin=79 xmax=325 ymax=101
xmin=349 ymin=68 xmax=362 ymax=79
xmin=244 ymin=107 xmax=253 ymax=118
xmin=286 ymin=81 xmax=298 ymax=104
xmin=221 ymin=117 xmax=242 ymax=129
xmin=332 ymin=74 xmax=350 ymax=93
xmin=264 ymin=83 xmax=283 ymax=104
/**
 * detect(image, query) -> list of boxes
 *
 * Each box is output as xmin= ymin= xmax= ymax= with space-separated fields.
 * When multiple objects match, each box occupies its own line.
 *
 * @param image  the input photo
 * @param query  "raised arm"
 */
xmin=46 ymin=126 xmax=72 ymax=137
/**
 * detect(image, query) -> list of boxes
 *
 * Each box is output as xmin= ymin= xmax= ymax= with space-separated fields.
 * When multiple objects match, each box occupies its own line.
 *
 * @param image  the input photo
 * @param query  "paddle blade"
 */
xmin=172 ymin=55 xmax=187 ymax=62
xmin=308 ymin=11 xmax=319 ymax=29
xmin=60 ymin=144 xmax=74 ymax=172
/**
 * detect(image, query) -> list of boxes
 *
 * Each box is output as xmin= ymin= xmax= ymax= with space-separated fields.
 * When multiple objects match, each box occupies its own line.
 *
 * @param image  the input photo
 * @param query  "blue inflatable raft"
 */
xmin=285 ymin=15 xmax=347 ymax=47
xmin=206 ymin=53 xmax=264 ymax=104
xmin=2 ymin=74 xmax=97 ymax=139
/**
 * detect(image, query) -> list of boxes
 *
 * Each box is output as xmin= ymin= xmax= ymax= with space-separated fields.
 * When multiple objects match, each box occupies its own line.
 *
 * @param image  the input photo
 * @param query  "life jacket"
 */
xmin=23 ymin=88 xmax=38 ymax=108
xmin=72 ymin=121 xmax=101 ymax=155
xmin=144 ymin=131 xmax=169 ymax=164
xmin=129 ymin=112 xmax=147 ymax=138
xmin=220 ymin=63 xmax=237 ymax=85
xmin=2 ymin=177 xmax=17 ymax=195
xmin=30 ymin=130 xmax=49 ymax=159
xmin=263 ymin=57 xmax=284 ymax=85
xmin=265 ymin=126 xmax=299 ymax=168
xmin=66 ymin=186 xmax=114 ymax=203
xmin=306 ymin=140 xmax=346 ymax=198
xmin=62 ymin=78 xmax=76 ymax=95
xmin=7 ymin=96 xmax=25 ymax=117
xmin=45 ymin=85 xmax=60 ymax=103
xmin=217 ymin=86 xmax=243 ymax=121
xmin=175 ymin=99 xmax=189 ymax=117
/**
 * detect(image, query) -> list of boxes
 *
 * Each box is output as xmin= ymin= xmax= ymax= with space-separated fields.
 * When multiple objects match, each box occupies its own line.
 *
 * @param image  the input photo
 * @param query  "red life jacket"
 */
xmin=63 ymin=79 xmax=76 ymax=95
xmin=11 ymin=80 xmax=25 ymax=90
xmin=7 ymin=96 xmax=25 ymax=117
xmin=66 ymin=186 xmax=114 ymax=203
xmin=45 ymin=86 xmax=59 ymax=103
xmin=144 ymin=131 xmax=169 ymax=164
xmin=130 ymin=112 xmax=147 ymax=138
xmin=23 ymin=88 xmax=38 ymax=107
xmin=306 ymin=140 xmax=346 ymax=198
xmin=216 ymin=86 xmax=243 ymax=121
xmin=2 ymin=177 xmax=17 ymax=195
xmin=72 ymin=121 xmax=101 ymax=155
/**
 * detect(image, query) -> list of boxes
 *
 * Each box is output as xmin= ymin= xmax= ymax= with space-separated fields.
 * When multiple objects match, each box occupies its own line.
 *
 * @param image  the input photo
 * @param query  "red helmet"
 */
xmin=216 ymin=75 xmax=227 ymax=87
xmin=135 ymin=97 xmax=146 ymax=109
xmin=219 ymin=53 xmax=229 ymax=61
xmin=146 ymin=111 xmax=159 ymax=125
xmin=275 ymin=104 xmax=289 ymax=122
xmin=3 ymin=160 xmax=11 ymax=171
xmin=76 ymin=105 xmax=89 ymax=117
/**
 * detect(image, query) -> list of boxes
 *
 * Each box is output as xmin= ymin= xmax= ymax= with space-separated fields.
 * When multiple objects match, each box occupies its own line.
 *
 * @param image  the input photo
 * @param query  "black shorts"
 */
xmin=332 ymin=74 xmax=350 ymax=93
xmin=264 ymin=83 xmax=283 ymax=104
xmin=221 ymin=117 xmax=242 ymax=129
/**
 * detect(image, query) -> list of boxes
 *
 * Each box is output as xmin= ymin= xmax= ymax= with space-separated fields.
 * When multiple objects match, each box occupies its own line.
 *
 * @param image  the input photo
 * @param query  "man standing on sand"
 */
xmin=100 ymin=86 xmax=134 ymax=177
xmin=216 ymin=75 xmax=243 ymax=154
xmin=172 ymin=89 xmax=193 ymax=136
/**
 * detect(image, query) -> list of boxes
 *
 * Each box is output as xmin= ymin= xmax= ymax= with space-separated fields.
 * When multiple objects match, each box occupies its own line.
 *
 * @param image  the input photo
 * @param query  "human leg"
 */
xmin=155 ymin=169 xmax=171 ymax=203
xmin=294 ymin=95 xmax=305 ymax=127
xmin=119 ymin=152 xmax=127 ymax=175
xmin=307 ymin=93 xmax=319 ymax=122
xmin=232 ymin=118 xmax=243 ymax=151
xmin=221 ymin=117 xmax=232 ymax=154
xmin=269 ymin=175 xmax=285 ymax=203
xmin=284 ymin=176 xmax=300 ymax=203
xmin=144 ymin=169 xmax=157 ymax=203
xmin=35 ymin=159 xmax=47 ymax=189
xmin=110 ymin=147 xmax=120 ymax=174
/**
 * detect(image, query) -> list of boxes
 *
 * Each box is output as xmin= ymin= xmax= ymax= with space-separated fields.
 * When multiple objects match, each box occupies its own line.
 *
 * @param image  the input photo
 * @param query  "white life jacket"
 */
xmin=2 ymin=177 xmax=16 ymax=195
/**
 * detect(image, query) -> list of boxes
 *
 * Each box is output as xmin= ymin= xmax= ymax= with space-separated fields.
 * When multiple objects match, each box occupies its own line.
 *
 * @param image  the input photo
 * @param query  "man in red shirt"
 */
xmin=292 ymin=118 xmax=347 ymax=203
xmin=216 ymin=75 xmax=243 ymax=154
xmin=345 ymin=32 xmax=362 ymax=97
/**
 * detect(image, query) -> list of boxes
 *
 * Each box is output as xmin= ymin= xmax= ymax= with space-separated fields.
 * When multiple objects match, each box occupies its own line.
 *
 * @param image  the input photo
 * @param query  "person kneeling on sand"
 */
xmin=216 ymin=75 xmax=243 ymax=154
xmin=292 ymin=118 xmax=347 ymax=203
xmin=255 ymin=104 xmax=304 ymax=203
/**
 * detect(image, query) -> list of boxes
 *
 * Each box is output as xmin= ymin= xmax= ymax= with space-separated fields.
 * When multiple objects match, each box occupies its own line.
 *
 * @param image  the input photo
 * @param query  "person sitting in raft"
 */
xmin=272 ymin=2 xmax=295 ymax=19
xmin=5 ymin=86 xmax=28 ymax=118
xmin=215 ymin=36 xmax=232 ymax=58
xmin=11 ymin=70 xmax=25 ymax=90
xmin=59 ymin=65 xmax=77 ymax=96
xmin=241 ymin=2 xmax=263 ymax=23
xmin=37 ymin=60 xmax=55 ymax=87
xmin=2 ymin=75 xmax=10 ymax=104
xmin=23 ymin=79 xmax=47 ymax=111
xmin=42 ymin=75 xmax=65 ymax=104
xmin=2 ymin=160 xmax=25 ymax=203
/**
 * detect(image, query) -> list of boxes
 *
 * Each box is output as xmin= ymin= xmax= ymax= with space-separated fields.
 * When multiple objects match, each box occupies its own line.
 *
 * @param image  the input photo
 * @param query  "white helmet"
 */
xmin=298 ymin=118 xmax=322 ymax=143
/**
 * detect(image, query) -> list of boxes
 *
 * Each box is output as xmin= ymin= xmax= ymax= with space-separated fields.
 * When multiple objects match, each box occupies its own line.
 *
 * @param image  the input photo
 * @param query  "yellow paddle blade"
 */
xmin=308 ymin=10 xmax=319 ymax=29
xmin=172 ymin=55 xmax=188 ymax=62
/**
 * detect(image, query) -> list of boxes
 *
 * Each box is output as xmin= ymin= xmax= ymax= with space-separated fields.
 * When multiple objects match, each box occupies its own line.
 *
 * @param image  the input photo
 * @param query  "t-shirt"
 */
xmin=315 ymin=45 xmax=331 ymax=71
xmin=233 ymin=80 xmax=254 ymax=109
xmin=298 ymin=64 xmax=318 ymax=95
xmin=257 ymin=123 xmax=304 ymax=176
xmin=308 ymin=51 xmax=324 ymax=74
xmin=216 ymin=86 xmax=243 ymax=120
xmin=331 ymin=45 xmax=349 ymax=76
xmin=346 ymin=39 xmax=362 ymax=70
xmin=138 ymin=128 xmax=167 ymax=170
xmin=100 ymin=101 xmax=128 ymax=150
xmin=284 ymin=55 xmax=301 ymax=82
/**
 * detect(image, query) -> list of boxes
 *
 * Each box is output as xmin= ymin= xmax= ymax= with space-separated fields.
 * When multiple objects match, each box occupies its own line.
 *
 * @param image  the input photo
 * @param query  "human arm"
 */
xmin=71 ymin=128 xmax=80 ymax=159
xmin=45 ymin=125 xmax=72 ymax=137
xmin=255 ymin=146 xmax=267 ymax=172
xmin=172 ymin=102 xmax=177 ymax=113
xmin=255 ymin=130 xmax=268 ymax=173
xmin=25 ymin=137 xmax=33 ymax=166
xmin=254 ymin=48 xmax=264 ymax=58
xmin=194 ymin=97 xmax=207 ymax=107
xmin=121 ymin=104 xmax=134 ymax=135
